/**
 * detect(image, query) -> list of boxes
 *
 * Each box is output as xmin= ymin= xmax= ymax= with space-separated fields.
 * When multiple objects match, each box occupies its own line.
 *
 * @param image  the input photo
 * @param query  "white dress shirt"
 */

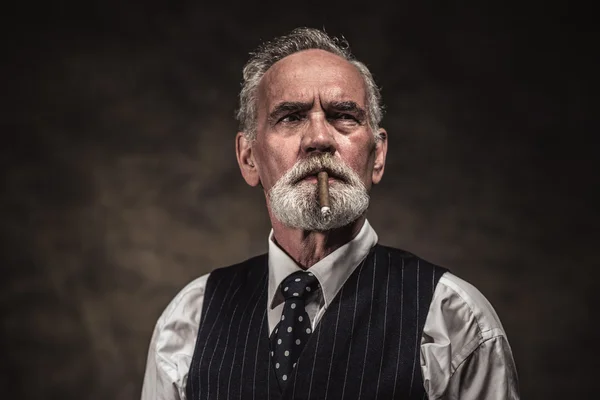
xmin=141 ymin=220 xmax=519 ymax=399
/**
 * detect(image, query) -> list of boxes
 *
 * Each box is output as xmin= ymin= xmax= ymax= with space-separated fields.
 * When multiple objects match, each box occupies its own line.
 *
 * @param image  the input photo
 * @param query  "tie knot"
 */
xmin=280 ymin=271 xmax=319 ymax=300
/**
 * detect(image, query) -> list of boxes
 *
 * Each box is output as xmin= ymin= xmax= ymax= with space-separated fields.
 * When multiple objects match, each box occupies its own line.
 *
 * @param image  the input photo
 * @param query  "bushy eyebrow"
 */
xmin=268 ymin=101 xmax=313 ymax=123
xmin=326 ymin=101 xmax=367 ymax=120
xmin=267 ymin=100 xmax=367 ymax=124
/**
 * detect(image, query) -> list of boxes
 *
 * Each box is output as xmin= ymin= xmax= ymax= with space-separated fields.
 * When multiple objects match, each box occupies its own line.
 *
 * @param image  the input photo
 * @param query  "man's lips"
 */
xmin=295 ymin=170 xmax=347 ymax=184
xmin=301 ymin=175 xmax=339 ymax=183
xmin=291 ymin=168 xmax=347 ymax=185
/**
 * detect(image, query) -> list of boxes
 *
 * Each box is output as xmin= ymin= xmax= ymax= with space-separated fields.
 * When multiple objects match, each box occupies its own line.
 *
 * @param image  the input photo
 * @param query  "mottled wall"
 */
xmin=1 ymin=2 xmax=597 ymax=399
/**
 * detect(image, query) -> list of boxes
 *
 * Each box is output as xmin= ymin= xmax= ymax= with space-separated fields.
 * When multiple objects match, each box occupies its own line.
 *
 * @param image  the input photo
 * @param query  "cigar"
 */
xmin=317 ymin=171 xmax=331 ymax=219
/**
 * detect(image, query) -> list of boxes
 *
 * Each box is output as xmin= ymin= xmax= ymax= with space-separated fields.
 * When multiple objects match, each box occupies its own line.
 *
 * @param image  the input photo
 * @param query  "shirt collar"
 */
xmin=267 ymin=219 xmax=378 ymax=310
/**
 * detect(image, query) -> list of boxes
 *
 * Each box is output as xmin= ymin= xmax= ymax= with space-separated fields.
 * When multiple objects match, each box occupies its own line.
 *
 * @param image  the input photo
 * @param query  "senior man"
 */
xmin=142 ymin=28 xmax=519 ymax=399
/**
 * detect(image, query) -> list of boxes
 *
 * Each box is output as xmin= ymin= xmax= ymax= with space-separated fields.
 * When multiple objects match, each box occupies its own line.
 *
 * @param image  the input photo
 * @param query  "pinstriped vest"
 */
xmin=186 ymin=244 xmax=447 ymax=400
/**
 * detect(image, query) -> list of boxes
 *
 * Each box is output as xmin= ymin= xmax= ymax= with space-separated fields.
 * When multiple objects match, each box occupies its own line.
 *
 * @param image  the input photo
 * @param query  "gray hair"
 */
xmin=236 ymin=27 xmax=384 ymax=141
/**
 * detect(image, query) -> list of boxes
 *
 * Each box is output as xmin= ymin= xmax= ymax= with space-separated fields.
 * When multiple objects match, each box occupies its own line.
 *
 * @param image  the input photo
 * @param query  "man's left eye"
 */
xmin=331 ymin=113 xmax=357 ymax=121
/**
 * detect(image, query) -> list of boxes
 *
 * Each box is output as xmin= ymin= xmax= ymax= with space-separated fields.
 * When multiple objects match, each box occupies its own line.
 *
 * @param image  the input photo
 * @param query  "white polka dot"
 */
xmin=306 ymin=328 xmax=311 ymax=334
xmin=291 ymin=303 xmax=296 ymax=309
xmin=276 ymin=363 xmax=280 ymax=369
xmin=271 ymin=351 xmax=274 ymax=356
xmin=308 ymin=272 xmax=313 ymax=276
xmin=282 ymin=375 xmax=288 ymax=381
xmin=287 ymin=326 xmax=292 ymax=333
xmin=293 ymin=363 xmax=296 ymax=368
xmin=293 ymin=293 xmax=299 ymax=296
xmin=306 ymin=287 xmax=311 ymax=292
xmin=277 ymin=338 xmax=282 ymax=344
xmin=296 ymin=339 xmax=301 ymax=345
xmin=275 ymin=328 xmax=278 ymax=334
xmin=281 ymin=315 xmax=285 ymax=320
xmin=295 ymin=278 xmax=301 ymax=282
xmin=284 ymin=350 xmax=289 ymax=356
xmin=284 ymin=287 xmax=288 ymax=291
xmin=298 ymin=316 xmax=303 ymax=322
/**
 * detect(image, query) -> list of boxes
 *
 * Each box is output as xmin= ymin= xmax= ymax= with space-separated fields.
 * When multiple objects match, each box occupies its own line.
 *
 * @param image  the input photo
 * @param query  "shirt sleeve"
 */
xmin=445 ymin=335 xmax=519 ymax=399
xmin=420 ymin=272 xmax=519 ymax=399
xmin=141 ymin=274 xmax=209 ymax=400
xmin=141 ymin=324 xmax=182 ymax=400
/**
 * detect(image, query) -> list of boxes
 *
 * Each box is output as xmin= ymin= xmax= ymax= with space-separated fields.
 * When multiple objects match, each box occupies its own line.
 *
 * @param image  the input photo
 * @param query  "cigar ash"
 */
xmin=317 ymin=171 xmax=332 ymax=219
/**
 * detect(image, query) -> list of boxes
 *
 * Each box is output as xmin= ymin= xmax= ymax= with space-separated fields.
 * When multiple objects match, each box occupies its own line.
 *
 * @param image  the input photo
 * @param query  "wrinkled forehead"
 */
xmin=257 ymin=49 xmax=368 ymax=111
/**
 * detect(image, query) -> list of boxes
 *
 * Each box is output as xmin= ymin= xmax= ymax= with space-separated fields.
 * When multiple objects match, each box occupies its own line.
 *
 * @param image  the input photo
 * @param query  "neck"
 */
xmin=270 ymin=216 xmax=366 ymax=269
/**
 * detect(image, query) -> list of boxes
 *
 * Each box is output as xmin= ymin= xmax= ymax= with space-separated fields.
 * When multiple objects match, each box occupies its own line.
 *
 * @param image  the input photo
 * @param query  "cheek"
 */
xmin=339 ymin=138 xmax=376 ymax=172
xmin=255 ymin=139 xmax=298 ymax=186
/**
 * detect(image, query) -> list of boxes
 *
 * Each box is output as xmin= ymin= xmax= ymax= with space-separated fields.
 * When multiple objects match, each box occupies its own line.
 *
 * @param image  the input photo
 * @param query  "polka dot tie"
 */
xmin=270 ymin=270 xmax=320 ymax=387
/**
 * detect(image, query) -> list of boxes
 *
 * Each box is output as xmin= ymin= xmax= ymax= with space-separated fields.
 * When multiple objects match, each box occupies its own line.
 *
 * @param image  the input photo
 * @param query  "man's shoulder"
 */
xmin=375 ymin=244 xmax=449 ymax=274
xmin=375 ymin=245 xmax=503 ymax=334
xmin=155 ymin=274 xmax=209 ymax=331
xmin=207 ymin=252 xmax=269 ymax=282
xmin=212 ymin=252 xmax=268 ymax=272
xmin=156 ymin=253 xmax=268 ymax=328
xmin=434 ymin=272 xmax=506 ymax=337
xmin=375 ymin=243 xmax=415 ymax=259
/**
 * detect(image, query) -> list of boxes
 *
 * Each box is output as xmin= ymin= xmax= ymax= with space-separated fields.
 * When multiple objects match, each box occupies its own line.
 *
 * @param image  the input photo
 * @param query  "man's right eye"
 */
xmin=280 ymin=114 xmax=303 ymax=123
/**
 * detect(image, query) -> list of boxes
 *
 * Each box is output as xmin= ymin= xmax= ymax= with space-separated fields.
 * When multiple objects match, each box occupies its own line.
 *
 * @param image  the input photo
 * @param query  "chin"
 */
xmin=271 ymin=192 xmax=369 ymax=232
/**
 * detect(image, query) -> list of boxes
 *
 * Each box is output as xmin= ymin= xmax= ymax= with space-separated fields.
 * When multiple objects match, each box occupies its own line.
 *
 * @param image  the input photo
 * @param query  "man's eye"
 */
xmin=330 ymin=113 xmax=357 ymax=121
xmin=280 ymin=114 xmax=303 ymax=123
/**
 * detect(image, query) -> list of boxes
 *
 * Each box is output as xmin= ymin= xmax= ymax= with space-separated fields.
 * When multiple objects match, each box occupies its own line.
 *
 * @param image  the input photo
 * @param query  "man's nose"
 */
xmin=300 ymin=115 xmax=336 ymax=155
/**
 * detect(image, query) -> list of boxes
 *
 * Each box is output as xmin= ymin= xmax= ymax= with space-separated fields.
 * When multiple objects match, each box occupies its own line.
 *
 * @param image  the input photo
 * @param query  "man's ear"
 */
xmin=236 ymin=132 xmax=260 ymax=187
xmin=372 ymin=128 xmax=387 ymax=185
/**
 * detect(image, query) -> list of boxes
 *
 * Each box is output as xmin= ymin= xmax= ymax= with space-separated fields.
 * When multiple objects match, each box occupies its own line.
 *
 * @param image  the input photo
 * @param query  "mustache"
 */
xmin=286 ymin=155 xmax=353 ymax=184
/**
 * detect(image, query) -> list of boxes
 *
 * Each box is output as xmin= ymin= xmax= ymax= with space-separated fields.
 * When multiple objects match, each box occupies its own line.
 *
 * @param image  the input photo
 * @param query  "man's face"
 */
xmin=237 ymin=49 xmax=387 ymax=230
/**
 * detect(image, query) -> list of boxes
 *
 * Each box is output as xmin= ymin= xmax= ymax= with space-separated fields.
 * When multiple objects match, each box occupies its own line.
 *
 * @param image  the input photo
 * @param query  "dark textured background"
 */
xmin=1 ymin=2 xmax=597 ymax=399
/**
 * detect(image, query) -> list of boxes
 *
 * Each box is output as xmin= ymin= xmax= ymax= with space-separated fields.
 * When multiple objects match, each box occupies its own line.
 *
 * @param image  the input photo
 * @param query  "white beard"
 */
xmin=268 ymin=154 xmax=370 ymax=231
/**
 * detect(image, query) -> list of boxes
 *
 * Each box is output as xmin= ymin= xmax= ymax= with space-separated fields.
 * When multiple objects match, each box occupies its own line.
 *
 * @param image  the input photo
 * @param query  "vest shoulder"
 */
xmin=375 ymin=244 xmax=449 ymax=272
xmin=208 ymin=253 xmax=268 ymax=280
